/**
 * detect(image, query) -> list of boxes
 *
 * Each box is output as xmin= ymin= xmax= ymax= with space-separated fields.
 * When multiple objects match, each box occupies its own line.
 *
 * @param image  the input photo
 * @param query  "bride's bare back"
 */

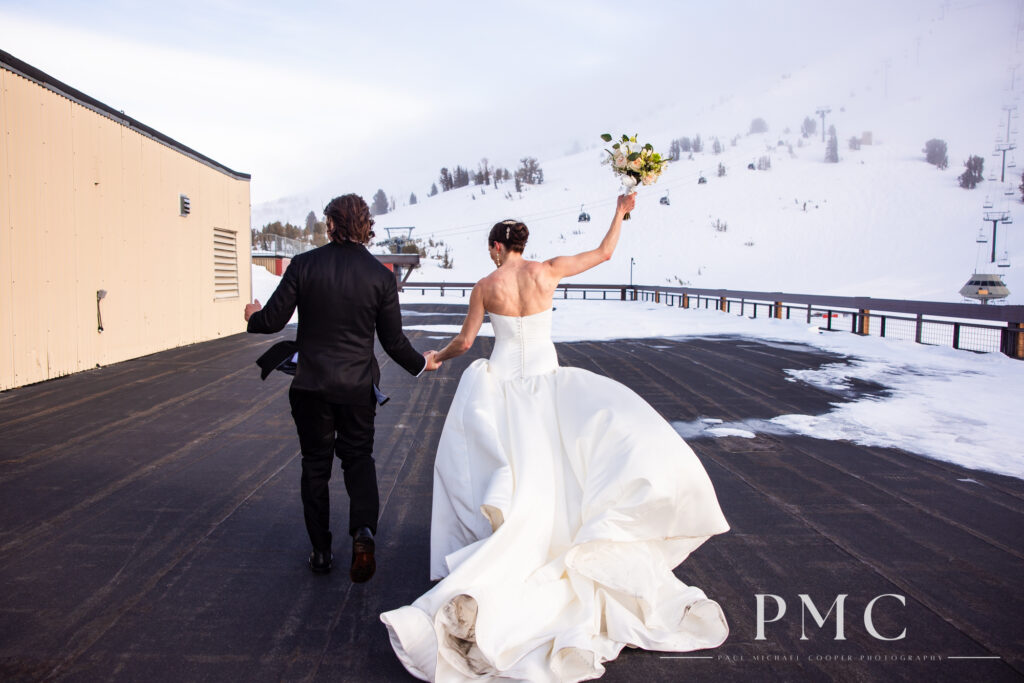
xmin=477 ymin=259 xmax=556 ymax=317
xmin=432 ymin=193 xmax=635 ymax=364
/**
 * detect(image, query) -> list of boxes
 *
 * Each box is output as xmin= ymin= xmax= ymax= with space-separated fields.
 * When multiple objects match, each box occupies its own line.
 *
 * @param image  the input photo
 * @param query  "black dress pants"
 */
xmin=289 ymin=388 xmax=377 ymax=552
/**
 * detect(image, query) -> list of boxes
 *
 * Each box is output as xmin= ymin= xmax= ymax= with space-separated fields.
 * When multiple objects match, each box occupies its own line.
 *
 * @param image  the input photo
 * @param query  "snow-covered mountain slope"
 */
xmin=265 ymin=0 xmax=1023 ymax=305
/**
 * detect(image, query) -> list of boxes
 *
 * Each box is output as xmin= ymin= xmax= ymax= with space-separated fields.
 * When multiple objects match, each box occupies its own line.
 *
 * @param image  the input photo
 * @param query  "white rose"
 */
xmin=628 ymin=157 xmax=643 ymax=172
xmin=614 ymin=153 xmax=628 ymax=169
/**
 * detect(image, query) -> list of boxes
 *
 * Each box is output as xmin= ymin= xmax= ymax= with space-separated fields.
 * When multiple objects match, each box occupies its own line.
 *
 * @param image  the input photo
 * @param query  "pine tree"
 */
xmin=923 ymin=139 xmax=948 ymax=169
xmin=801 ymin=116 xmax=817 ymax=138
xmin=749 ymin=118 xmax=768 ymax=134
xmin=371 ymin=189 xmax=389 ymax=215
xmin=439 ymin=168 xmax=452 ymax=192
xmin=474 ymin=158 xmax=491 ymax=185
xmin=409 ymin=192 xmax=417 ymax=205
xmin=429 ymin=183 xmax=438 ymax=197
xmin=313 ymin=220 xmax=328 ymax=246
xmin=692 ymin=134 xmax=703 ymax=153
xmin=825 ymin=125 xmax=839 ymax=163
xmin=668 ymin=139 xmax=681 ymax=161
xmin=304 ymin=211 xmax=316 ymax=239
xmin=959 ymin=155 xmax=984 ymax=189
xmin=517 ymin=157 xmax=543 ymax=185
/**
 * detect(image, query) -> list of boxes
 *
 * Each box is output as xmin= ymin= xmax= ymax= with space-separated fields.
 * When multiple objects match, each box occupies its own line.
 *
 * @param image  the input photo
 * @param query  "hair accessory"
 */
xmin=506 ymin=226 xmax=510 ymax=240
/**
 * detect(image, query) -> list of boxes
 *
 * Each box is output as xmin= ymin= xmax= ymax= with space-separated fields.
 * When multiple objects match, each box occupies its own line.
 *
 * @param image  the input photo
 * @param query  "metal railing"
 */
xmin=405 ymin=282 xmax=627 ymax=300
xmin=251 ymin=234 xmax=315 ymax=257
xmin=404 ymin=282 xmax=1024 ymax=359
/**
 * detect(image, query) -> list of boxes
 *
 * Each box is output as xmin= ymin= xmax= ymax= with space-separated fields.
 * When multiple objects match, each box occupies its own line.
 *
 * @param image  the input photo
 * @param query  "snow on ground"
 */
xmin=395 ymin=289 xmax=1024 ymax=481
xmin=254 ymin=263 xmax=1023 ymax=480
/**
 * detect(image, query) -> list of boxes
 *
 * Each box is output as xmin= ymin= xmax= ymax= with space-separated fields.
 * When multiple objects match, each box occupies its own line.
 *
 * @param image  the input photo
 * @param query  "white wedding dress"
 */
xmin=381 ymin=308 xmax=730 ymax=682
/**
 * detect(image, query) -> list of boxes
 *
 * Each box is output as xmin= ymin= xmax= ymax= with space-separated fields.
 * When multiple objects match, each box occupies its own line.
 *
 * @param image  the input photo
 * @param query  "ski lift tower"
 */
xmin=376 ymin=227 xmax=419 ymax=288
xmin=1001 ymin=103 xmax=1018 ymax=142
xmin=384 ymin=226 xmax=415 ymax=252
xmin=993 ymin=140 xmax=1017 ymax=182
xmin=816 ymin=106 xmax=831 ymax=142
xmin=983 ymin=207 xmax=1011 ymax=263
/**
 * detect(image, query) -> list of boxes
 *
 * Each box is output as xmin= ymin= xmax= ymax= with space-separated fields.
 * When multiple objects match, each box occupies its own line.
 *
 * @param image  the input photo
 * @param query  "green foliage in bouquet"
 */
xmin=600 ymin=133 xmax=668 ymax=187
xmin=600 ymin=133 xmax=669 ymax=219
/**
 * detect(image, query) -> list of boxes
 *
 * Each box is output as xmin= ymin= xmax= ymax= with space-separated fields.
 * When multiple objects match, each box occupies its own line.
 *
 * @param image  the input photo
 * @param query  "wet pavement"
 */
xmin=0 ymin=303 xmax=1021 ymax=682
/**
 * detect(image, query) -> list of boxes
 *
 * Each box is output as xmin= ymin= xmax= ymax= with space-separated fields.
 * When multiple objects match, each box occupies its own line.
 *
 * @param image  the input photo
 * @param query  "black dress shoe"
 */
xmin=309 ymin=549 xmax=333 ymax=574
xmin=350 ymin=527 xmax=376 ymax=583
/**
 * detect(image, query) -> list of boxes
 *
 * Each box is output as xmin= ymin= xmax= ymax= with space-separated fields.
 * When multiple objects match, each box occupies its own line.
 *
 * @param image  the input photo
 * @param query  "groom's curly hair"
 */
xmin=324 ymin=194 xmax=375 ymax=245
xmin=488 ymin=219 xmax=529 ymax=253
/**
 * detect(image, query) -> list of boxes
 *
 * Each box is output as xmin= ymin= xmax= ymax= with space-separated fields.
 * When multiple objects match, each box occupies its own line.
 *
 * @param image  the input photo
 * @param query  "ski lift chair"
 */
xmin=976 ymin=227 xmax=988 ymax=243
xmin=983 ymin=195 xmax=994 ymax=209
xmin=998 ymin=251 xmax=1012 ymax=268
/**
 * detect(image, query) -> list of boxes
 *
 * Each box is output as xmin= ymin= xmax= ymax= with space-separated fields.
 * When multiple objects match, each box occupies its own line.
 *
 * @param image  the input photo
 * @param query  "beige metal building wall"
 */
xmin=0 ymin=61 xmax=251 ymax=391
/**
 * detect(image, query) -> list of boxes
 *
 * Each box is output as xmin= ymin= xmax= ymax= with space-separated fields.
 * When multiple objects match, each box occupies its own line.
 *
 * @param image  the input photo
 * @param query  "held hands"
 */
xmin=616 ymin=192 xmax=637 ymax=218
xmin=244 ymin=299 xmax=262 ymax=322
xmin=423 ymin=350 xmax=443 ymax=372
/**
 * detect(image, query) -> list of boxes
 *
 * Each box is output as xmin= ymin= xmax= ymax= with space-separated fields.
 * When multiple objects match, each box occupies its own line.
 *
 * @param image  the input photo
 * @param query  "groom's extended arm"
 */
xmin=376 ymin=276 xmax=430 ymax=376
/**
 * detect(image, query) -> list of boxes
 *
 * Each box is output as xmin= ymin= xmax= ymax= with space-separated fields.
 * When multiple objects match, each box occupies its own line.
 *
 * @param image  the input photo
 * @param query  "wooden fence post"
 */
xmin=1003 ymin=322 xmax=1024 ymax=359
xmin=858 ymin=309 xmax=870 ymax=335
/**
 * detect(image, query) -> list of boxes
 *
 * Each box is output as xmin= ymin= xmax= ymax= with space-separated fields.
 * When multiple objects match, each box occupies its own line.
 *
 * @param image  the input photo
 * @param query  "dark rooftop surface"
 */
xmin=0 ymin=303 xmax=1021 ymax=682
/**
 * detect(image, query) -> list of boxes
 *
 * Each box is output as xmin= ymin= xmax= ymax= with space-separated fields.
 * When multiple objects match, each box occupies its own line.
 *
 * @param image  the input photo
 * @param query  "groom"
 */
xmin=245 ymin=194 xmax=440 ymax=582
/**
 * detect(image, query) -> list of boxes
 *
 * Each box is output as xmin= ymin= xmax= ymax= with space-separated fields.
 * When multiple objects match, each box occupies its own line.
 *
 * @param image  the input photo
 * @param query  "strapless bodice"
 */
xmin=487 ymin=308 xmax=559 ymax=380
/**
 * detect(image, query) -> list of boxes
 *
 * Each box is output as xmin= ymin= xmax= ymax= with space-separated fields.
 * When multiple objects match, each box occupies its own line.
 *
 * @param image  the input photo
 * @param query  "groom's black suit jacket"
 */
xmin=247 ymin=241 xmax=425 ymax=404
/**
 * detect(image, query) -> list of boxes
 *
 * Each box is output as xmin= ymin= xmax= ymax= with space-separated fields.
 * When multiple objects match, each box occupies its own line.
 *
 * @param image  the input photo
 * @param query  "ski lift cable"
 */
xmin=422 ymin=153 xmax=737 ymax=239
xmin=425 ymin=170 xmax=700 ymax=239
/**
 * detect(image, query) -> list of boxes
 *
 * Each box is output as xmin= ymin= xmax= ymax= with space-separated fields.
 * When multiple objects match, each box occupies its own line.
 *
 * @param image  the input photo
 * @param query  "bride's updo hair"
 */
xmin=488 ymin=219 xmax=529 ymax=253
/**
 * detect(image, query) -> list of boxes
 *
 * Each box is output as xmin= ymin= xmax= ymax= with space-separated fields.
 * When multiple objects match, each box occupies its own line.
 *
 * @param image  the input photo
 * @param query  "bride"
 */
xmin=381 ymin=193 xmax=730 ymax=682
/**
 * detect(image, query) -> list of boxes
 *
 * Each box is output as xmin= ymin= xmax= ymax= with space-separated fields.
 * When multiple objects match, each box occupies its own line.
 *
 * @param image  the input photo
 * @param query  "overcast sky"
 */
xmin=0 ymin=0 xmax=1011 ymax=216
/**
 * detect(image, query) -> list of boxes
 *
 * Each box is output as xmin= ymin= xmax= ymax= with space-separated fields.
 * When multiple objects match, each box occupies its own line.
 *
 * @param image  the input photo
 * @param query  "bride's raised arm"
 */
xmin=544 ymin=193 xmax=636 ymax=280
xmin=435 ymin=284 xmax=486 ymax=363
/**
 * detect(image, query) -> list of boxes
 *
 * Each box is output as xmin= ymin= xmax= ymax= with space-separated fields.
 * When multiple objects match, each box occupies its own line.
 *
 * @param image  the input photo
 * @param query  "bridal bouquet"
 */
xmin=600 ymin=133 xmax=668 ymax=219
